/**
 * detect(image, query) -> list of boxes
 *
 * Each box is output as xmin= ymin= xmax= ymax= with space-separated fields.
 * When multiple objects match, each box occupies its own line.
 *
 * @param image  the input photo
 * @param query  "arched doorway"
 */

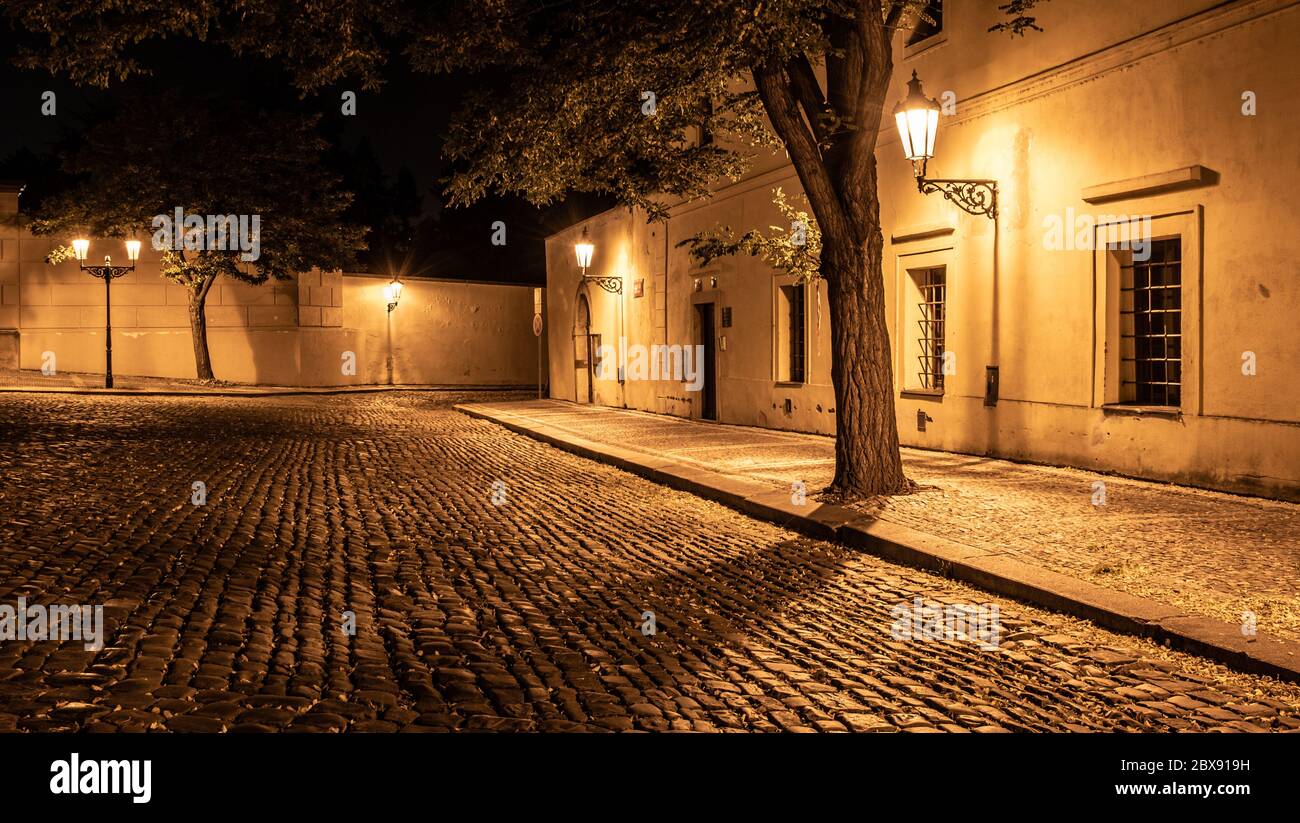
xmin=573 ymin=292 xmax=593 ymax=404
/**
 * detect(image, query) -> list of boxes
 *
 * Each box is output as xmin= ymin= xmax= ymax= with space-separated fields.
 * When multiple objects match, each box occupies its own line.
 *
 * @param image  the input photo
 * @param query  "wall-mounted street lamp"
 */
xmin=894 ymin=71 xmax=998 ymax=219
xmin=384 ymin=276 xmax=403 ymax=313
xmin=575 ymin=226 xmax=621 ymax=294
xmin=383 ymin=275 xmax=403 ymax=385
xmin=72 ymin=237 xmax=140 ymax=388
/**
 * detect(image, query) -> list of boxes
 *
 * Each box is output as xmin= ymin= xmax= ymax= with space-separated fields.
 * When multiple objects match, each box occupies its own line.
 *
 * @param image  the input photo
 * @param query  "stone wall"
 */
xmin=0 ymin=197 xmax=542 ymax=387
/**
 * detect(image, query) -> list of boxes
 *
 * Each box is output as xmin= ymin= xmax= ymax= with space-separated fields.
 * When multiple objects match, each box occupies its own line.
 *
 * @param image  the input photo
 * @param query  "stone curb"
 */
xmin=0 ymin=383 xmax=537 ymax=398
xmin=457 ymin=401 xmax=1300 ymax=684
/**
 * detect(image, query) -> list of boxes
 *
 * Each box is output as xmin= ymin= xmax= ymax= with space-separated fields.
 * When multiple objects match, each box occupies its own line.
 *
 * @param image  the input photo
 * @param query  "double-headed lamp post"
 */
xmin=72 ymin=238 xmax=140 ymax=388
xmin=893 ymin=70 xmax=998 ymax=219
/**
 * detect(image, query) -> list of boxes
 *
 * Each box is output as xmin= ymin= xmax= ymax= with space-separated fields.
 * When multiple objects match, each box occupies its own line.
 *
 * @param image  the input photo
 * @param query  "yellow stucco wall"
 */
xmin=544 ymin=0 xmax=1300 ymax=500
xmin=0 ymin=220 xmax=542 ymax=387
xmin=340 ymin=275 xmax=544 ymax=387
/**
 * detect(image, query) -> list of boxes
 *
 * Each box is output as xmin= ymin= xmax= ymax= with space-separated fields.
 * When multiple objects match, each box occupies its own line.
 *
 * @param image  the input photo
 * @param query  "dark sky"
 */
xmin=0 ymin=36 xmax=613 ymax=284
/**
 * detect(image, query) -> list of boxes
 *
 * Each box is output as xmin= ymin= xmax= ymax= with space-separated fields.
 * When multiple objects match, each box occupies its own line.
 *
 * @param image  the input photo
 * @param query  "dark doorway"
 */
xmin=696 ymin=302 xmax=717 ymax=421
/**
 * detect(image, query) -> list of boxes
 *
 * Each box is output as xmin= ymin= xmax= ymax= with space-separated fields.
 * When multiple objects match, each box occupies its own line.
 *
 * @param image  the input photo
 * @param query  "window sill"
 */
xmin=902 ymin=388 xmax=944 ymax=399
xmin=1102 ymin=404 xmax=1182 ymax=418
xmin=774 ymin=381 xmax=805 ymax=389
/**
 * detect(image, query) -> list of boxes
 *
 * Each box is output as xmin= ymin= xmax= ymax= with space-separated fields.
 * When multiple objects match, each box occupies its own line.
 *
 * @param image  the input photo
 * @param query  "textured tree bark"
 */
xmin=188 ymin=276 xmax=216 ymax=381
xmin=750 ymin=3 xmax=909 ymax=498
xmin=823 ymin=226 xmax=908 ymax=497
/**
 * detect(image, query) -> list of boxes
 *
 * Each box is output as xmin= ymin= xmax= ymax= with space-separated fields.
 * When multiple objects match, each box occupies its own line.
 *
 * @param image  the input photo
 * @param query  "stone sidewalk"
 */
xmin=457 ymin=400 xmax=1300 ymax=655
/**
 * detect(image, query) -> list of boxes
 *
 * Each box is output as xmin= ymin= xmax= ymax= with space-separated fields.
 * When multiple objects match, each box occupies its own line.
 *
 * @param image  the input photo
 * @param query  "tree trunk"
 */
xmin=753 ymin=30 xmax=909 ymax=499
xmin=823 ymin=228 xmax=909 ymax=498
xmin=188 ymin=276 xmax=215 ymax=381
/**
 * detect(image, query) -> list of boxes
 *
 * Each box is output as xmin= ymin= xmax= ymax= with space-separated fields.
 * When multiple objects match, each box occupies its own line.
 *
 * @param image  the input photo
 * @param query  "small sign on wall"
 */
xmin=633 ymin=278 xmax=644 ymax=298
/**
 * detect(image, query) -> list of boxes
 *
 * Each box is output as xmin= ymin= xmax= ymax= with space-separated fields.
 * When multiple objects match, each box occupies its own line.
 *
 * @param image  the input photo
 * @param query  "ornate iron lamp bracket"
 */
xmin=583 ymin=275 xmax=623 ymax=294
xmin=916 ymin=177 xmax=998 ymax=220
xmin=81 ymin=264 xmax=134 ymax=280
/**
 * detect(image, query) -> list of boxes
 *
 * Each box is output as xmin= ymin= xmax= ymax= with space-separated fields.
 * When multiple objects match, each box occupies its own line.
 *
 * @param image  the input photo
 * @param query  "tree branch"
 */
xmin=786 ymin=54 xmax=828 ymax=143
xmin=884 ymin=0 xmax=908 ymax=32
xmin=752 ymin=62 xmax=849 ymax=260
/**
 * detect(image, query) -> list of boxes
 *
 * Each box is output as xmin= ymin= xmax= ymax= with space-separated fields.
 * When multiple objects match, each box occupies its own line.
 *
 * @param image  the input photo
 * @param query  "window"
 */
xmin=913 ymin=267 xmax=946 ymax=390
xmin=1093 ymin=212 xmax=1199 ymax=413
xmin=907 ymin=0 xmax=943 ymax=47
xmin=1120 ymin=237 xmax=1181 ymax=406
xmin=777 ymin=282 xmax=806 ymax=383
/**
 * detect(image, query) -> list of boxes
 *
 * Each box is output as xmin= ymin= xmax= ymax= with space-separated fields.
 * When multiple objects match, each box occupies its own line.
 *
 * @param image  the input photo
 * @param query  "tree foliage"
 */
xmin=29 ymin=89 xmax=363 ymax=286
xmin=683 ymin=187 xmax=821 ymax=284
xmin=5 ymin=1 xmax=1048 ymax=223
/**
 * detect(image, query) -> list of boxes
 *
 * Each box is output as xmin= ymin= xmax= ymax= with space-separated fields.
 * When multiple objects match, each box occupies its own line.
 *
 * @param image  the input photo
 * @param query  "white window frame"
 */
xmin=1092 ymin=208 xmax=1202 ymax=415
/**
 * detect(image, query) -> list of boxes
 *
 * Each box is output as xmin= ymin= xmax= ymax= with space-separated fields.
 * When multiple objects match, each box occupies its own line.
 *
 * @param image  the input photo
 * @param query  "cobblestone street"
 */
xmin=461 ymin=401 xmax=1300 ymax=640
xmin=1 ymin=391 xmax=1299 ymax=733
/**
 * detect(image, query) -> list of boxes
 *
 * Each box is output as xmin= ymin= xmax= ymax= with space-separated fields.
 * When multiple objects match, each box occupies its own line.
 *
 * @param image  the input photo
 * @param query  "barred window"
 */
xmin=914 ymin=267 xmax=946 ymax=390
xmin=1120 ymin=238 xmax=1181 ymax=407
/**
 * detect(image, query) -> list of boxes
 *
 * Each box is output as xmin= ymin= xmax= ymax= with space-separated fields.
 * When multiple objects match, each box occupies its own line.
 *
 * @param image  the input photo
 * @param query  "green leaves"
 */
xmin=679 ymin=187 xmax=821 ymax=283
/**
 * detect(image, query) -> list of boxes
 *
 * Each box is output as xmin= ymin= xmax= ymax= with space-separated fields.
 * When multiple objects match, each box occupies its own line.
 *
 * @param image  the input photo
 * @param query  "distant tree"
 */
xmin=3 ymin=0 xmax=1048 ymax=496
xmin=30 ymin=91 xmax=363 ymax=380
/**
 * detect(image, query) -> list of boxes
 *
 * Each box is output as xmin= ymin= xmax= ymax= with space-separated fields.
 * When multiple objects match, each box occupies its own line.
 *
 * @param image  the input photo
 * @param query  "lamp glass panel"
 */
xmin=894 ymin=111 xmax=914 ymax=159
xmin=906 ymin=108 xmax=933 ymax=160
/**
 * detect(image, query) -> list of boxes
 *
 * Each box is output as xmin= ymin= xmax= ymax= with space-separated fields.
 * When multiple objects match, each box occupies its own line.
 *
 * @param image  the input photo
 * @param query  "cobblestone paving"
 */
xmin=468 ymin=402 xmax=1300 ymax=641
xmin=1 ymin=392 xmax=1299 ymax=733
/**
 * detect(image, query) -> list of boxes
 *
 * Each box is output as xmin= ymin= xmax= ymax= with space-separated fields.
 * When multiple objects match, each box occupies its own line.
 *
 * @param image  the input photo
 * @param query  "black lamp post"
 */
xmin=72 ymin=238 xmax=140 ymax=388
xmin=894 ymin=71 xmax=998 ymax=219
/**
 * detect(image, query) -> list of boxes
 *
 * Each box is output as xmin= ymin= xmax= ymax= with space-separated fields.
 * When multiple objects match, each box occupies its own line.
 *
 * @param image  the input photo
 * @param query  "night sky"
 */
xmin=0 ymin=36 xmax=614 ymax=285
